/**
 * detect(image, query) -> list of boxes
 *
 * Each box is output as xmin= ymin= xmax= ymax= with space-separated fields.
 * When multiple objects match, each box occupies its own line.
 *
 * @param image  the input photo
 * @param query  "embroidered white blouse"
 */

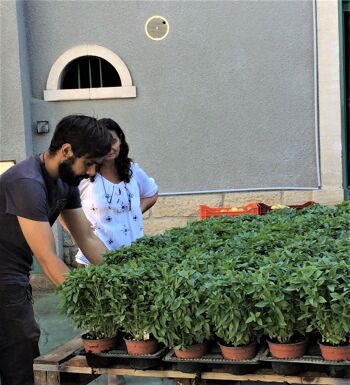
xmin=75 ymin=163 xmax=158 ymax=265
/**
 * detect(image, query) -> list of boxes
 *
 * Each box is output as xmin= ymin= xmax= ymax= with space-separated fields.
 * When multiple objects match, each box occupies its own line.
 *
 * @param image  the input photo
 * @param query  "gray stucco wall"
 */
xmin=1 ymin=0 xmax=32 ymax=161
xmin=24 ymin=0 xmax=317 ymax=194
xmin=1 ymin=1 xmax=62 ymax=262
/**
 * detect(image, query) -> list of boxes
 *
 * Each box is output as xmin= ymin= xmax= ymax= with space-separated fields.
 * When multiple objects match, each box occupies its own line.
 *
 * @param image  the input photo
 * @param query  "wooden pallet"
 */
xmin=33 ymin=336 xmax=350 ymax=385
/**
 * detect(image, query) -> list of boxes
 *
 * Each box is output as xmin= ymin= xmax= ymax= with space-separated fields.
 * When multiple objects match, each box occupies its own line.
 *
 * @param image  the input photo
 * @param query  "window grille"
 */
xmin=61 ymin=56 xmax=121 ymax=89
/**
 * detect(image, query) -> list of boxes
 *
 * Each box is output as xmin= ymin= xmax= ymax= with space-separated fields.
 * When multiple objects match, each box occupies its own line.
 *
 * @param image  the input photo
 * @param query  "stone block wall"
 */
xmin=62 ymin=188 xmax=344 ymax=266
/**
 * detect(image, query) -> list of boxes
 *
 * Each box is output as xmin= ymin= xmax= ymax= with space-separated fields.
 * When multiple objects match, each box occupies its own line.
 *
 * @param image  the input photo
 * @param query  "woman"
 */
xmin=75 ymin=118 xmax=158 ymax=265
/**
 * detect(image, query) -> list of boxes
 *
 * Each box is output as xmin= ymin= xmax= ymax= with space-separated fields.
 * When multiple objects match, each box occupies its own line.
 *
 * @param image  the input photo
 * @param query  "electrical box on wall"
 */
xmin=36 ymin=121 xmax=49 ymax=134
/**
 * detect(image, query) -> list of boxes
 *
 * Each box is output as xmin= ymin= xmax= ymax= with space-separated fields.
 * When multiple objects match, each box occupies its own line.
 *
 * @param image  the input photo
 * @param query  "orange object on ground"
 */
xmin=199 ymin=202 xmax=269 ymax=219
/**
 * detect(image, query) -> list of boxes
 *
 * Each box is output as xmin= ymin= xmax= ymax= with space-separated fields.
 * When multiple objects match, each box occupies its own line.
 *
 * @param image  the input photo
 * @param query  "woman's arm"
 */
xmin=140 ymin=192 xmax=158 ymax=213
xmin=60 ymin=208 xmax=107 ymax=264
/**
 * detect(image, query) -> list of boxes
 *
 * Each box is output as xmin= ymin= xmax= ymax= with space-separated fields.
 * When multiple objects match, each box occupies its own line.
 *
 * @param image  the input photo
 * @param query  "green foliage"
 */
xmin=205 ymin=271 xmax=258 ymax=346
xmin=147 ymin=257 xmax=213 ymax=350
xmin=113 ymin=258 xmax=161 ymax=341
xmin=58 ymin=202 xmax=350 ymax=347
xmin=57 ymin=264 xmax=122 ymax=339
xmin=248 ymin=260 xmax=307 ymax=343
xmin=292 ymin=255 xmax=350 ymax=345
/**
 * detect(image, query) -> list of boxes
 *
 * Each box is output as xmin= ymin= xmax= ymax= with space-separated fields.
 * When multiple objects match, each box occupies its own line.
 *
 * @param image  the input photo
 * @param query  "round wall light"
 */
xmin=145 ymin=16 xmax=169 ymax=41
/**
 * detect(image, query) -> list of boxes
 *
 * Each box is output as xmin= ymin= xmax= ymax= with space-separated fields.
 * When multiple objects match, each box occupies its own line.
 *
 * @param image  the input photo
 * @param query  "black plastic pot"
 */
xmin=163 ymin=344 xmax=263 ymax=375
xmin=260 ymin=342 xmax=350 ymax=378
xmin=176 ymin=362 xmax=208 ymax=373
xmin=210 ymin=363 xmax=258 ymax=375
xmin=271 ymin=362 xmax=303 ymax=375
xmin=327 ymin=365 xmax=349 ymax=378
xmin=86 ymin=352 xmax=119 ymax=368
xmin=85 ymin=343 xmax=168 ymax=369
xmin=343 ymin=366 xmax=350 ymax=378
xmin=129 ymin=357 xmax=163 ymax=370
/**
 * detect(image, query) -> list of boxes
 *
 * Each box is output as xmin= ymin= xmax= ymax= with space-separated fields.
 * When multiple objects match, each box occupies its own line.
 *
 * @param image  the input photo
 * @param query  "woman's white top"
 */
xmin=75 ymin=163 xmax=157 ymax=265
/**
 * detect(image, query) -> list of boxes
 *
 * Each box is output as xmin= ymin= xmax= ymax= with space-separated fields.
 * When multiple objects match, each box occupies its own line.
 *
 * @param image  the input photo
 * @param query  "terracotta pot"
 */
xmin=218 ymin=341 xmax=256 ymax=361
xmin=318 ymin=340 xmax=350 ymax=361
xmin=174 ymin=342 xmax=208 ymax=359
xmin=82 ymin=334 xmax=118 ymax=353
xmin=124 ymin=338 xmax=159 ymax=355
xmin=267 ymin=338 xmax=307 ymax=359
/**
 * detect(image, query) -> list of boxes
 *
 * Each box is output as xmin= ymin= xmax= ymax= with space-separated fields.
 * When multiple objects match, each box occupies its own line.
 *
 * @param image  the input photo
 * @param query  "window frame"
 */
xmin=44 ymin=45 xmax=136 ymax=101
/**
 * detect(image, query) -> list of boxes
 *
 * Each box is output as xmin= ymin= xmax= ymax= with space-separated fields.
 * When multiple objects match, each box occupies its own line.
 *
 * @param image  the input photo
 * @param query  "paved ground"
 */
xmin=33 ymin=290 xmax=171 ymax=385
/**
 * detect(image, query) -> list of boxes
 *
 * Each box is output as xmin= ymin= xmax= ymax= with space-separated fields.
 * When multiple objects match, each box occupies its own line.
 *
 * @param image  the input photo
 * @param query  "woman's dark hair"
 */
xmin=98 ymin=118 xmax=133 ymax=183
xmin=49 ymin=115 xmax=112 ymax=158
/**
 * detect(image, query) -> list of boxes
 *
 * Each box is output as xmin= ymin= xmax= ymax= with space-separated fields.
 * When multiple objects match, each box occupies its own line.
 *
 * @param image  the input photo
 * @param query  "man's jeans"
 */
xmin=0 ymin=285 xmax=40 ymax=385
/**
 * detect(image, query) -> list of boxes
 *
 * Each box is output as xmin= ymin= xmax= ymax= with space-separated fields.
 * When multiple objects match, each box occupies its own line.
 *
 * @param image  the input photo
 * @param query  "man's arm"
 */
xmin=17 ymin=217 xmax=70 ymax=286
xmin=60 ymin=208 xmax=107 ymax=265
xmin=140 ymin=193 xmax=158 ymax=213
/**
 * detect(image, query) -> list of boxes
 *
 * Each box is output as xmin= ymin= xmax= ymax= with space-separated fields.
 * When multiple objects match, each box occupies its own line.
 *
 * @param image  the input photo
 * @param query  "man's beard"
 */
xmin=58 ymin=156 xmax=88 ymax=186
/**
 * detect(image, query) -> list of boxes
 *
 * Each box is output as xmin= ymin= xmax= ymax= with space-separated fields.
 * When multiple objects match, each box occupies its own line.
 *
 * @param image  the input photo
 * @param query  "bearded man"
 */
xmin=0 ymin=115 xmax=112 ymax=385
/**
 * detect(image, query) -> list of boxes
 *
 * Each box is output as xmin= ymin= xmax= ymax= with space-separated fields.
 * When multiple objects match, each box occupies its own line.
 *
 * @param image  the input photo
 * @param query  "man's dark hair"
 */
xmin=97 ymin=118 xmax=133 ymax=183
xmin=49 ymin=115 xmax=112 ymax=158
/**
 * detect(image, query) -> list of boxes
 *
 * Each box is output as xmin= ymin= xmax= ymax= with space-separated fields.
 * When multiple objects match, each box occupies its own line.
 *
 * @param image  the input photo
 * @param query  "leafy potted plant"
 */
xmin=57 ymin=264 xmax=121 ymax=353
xmin=250 ymin=262 xmax=307 ymax=359
xmin=149 ymin=263 xmax=212 ymax=359
xmin=298 ymin=257 xmax=350 ymax=361
xmin=115 ymin=260 xmax=160 ymax=355
xmin=205 ymin=272 xmax=258 ymax=361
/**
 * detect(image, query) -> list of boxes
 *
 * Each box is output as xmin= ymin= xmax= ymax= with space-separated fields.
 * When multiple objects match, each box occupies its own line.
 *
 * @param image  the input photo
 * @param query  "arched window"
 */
xmin=61 ymin=56 xmax=122 ymax=89
xmin=44 ymin=45 xmax=136 ymax=101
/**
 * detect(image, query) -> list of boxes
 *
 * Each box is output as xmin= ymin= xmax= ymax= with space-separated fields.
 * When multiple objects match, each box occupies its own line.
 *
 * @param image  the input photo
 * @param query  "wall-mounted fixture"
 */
xmin=36 ymin=121 xmax=49 ymax=134
xmin=145 ymin=16 xmax=169 ymax=41
xmin=0 ymin=160 xmax=15 ymax=175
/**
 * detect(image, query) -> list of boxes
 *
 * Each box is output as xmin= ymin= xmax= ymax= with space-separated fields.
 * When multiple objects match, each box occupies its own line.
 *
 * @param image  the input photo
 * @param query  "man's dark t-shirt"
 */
xmin=0 ymin=155 xmax=81 ymax=286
